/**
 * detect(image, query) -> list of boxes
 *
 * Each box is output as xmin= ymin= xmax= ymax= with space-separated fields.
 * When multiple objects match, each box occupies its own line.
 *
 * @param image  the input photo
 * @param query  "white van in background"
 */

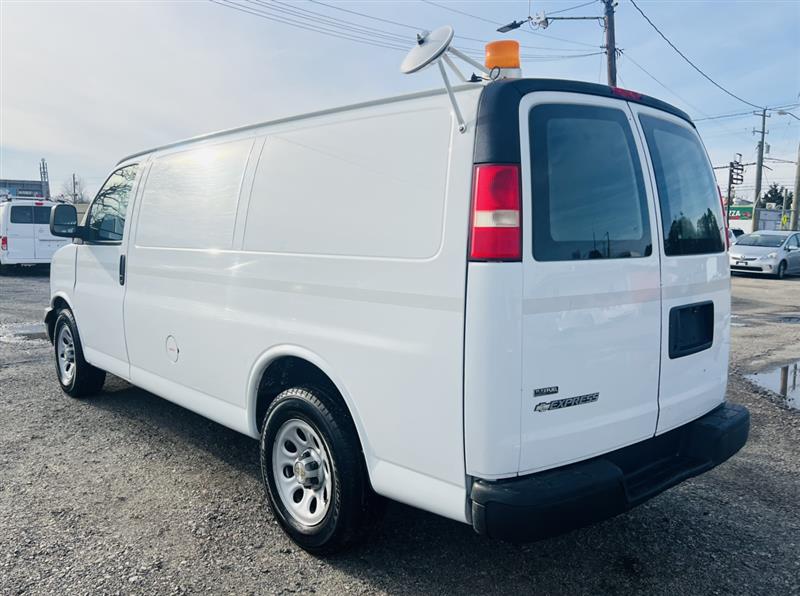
xmin=45 ymin=75 xmax=749 ymax=553
xmin=0 ymin=198 xmax=70 ymax=272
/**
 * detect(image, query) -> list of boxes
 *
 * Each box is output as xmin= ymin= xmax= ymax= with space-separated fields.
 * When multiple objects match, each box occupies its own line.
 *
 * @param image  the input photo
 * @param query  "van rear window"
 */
xmin=639 ymin=115 xmax=724 ymax=256
xmin=529 ymin=104 xmax=651 ymax=261
xmin=34 ymin=206 xmax=51 ymax=224
xmin=10 ymin=206 xmax=33 ymax=224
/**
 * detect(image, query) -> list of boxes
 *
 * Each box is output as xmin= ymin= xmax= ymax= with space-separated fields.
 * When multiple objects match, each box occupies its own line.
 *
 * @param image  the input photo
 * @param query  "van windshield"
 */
xmin=639 ymin=115 xmax=724 ymax=256
xmin=736 ymin=233 xmax=786 ymax=247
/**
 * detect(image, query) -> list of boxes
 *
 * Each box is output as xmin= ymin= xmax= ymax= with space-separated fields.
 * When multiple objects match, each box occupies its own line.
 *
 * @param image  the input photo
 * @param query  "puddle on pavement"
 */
xmin=747 ymin=362 xmax=800 ymax=411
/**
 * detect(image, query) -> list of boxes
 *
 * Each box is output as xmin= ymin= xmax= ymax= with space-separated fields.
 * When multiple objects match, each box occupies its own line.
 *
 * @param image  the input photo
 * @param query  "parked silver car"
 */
xmin=729 ymin=231 xmax=800 ymax=279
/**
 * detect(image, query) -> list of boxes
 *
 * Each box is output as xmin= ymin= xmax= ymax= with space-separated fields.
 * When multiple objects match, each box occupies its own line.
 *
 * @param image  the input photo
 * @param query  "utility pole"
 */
xmin=751 ymin=108 xmax=769 ymax=231
xmin=791 ymin=141 xmax=800 ymax=231
xmin=603 ymin=0 xmax=617 ymax=87
xmin=72 ymin=173 xmax=78 ymax=204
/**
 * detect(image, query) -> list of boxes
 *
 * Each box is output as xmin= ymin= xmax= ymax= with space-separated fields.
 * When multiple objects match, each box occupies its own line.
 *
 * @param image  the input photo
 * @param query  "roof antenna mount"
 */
xmin=401 ymin=25 xmax=490 ymax=134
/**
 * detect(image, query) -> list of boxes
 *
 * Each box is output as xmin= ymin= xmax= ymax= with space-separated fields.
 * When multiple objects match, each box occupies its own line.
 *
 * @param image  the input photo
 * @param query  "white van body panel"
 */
xmin=0 ymin=199 xmax=69 ymax=265
xmin=517 ymin=92 xmax=662 ymax=475
xmin=463 ymin=264 xmax=523 ymax=479
xmin=629 ymin=104 xmax=729 ymax=434
xmin=119 ymin=88 xmax=482 ymax=522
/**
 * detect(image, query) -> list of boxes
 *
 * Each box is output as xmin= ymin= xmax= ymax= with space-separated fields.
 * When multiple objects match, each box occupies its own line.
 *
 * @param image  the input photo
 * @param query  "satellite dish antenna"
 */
xmin=401 ymin=25 xmax=490 ymax=133
xmin=401 ymin=26 xmax=454 ymax=74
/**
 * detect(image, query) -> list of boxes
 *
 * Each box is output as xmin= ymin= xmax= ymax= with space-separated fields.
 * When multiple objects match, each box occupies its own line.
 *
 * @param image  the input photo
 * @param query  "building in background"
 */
xmin=0 ymin=159 xmax=51 ymax=199
xmin=0 ymin=178 xmax=50 ymax=199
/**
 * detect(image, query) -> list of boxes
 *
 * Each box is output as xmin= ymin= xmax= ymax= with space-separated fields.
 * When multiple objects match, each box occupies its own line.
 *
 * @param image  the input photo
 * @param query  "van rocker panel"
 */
xmin=469 ymin=402 xmax=749 ymax=541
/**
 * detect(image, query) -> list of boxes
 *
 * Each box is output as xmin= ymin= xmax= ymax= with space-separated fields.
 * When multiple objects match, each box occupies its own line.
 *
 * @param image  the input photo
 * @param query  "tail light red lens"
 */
xmin=0 ymin=236 xmax=7 ymax=251
xmin=469 ymin=164 xmax=521 ymax=261
xmin=611 ymin=87 xmax=642 ymax=101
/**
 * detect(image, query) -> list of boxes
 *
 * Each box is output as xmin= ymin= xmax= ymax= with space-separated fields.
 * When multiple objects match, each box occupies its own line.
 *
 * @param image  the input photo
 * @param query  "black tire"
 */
xmin=776 ymin=260 xmax=787 ymax=279
xmin=260 ymin=386 xmax=383 ymax=554
xmin=53 ymin=308 xmax=106 ymax=398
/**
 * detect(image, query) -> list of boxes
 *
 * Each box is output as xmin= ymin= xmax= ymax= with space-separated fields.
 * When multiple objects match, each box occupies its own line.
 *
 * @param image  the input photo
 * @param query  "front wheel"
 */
xmin=260 ymin=386 xmax=383 ymax=554
xmin=775 ymin=260 xmax=787 ymax=280
xmin=53 ymin=309 xmax=106 ymax=397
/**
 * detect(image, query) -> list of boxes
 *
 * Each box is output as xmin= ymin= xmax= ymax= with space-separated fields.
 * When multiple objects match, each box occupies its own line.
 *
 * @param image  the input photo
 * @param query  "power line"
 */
xmin=628 ymin=0 xmax=762 ymax=109
xmin=212 ymin=0 xmax=603 ymax=64
xmin=308 ymin=0 xmax=421 ymax=31
xmin=694 ymin=110 xmax=755 ymax=122
xmin=619 ymin=50 xmax=709 ymax=118
xmin=548 ymin=0 xmax=599 ymax=16
xmin=307 ymin=0 xmax=595 ymax=52
xmin=302 ymin=0 xmax=591 ymax=53
xmin=422 ymin=0 xmax=600 ymax=48
xmin=211 ymin=0 xmax=408 ymax=51
xmin=247 ymin=0 xmax=409 ymax=45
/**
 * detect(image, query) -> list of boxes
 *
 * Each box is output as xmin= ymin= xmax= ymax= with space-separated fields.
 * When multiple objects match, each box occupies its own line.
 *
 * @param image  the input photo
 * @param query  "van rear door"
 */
xmin=6 ymin=204 xmax=35 ymax=262
xmin=630 ymin=105 xmax=729 ymax=433
xmin=517 ymin=92 xmax=662 ymax=474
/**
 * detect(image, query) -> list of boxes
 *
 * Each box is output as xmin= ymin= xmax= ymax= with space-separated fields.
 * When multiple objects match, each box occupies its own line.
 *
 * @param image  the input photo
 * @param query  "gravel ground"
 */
xmin=1 ymin=267 xmax=798 ymax=595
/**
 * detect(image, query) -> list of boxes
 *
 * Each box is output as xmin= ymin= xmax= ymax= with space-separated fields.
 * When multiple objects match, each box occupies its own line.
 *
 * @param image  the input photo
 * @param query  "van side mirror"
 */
xmin=50 ymin=204 xmax=80 ymax=238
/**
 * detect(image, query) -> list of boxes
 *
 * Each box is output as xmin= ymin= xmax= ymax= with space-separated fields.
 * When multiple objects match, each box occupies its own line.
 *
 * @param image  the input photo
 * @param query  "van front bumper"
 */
xmin=470 ymin=402 xmax=749 ymax=542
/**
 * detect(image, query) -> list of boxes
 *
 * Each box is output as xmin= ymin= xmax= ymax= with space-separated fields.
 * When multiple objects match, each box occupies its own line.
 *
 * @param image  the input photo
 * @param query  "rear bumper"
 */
xmin=470 ymin=402 xmax=749 ymax=542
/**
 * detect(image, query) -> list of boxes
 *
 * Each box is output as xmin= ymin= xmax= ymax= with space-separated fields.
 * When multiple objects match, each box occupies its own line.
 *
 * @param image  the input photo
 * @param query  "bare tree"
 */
xmin=60 ymin=175 xmax=89 ymax=203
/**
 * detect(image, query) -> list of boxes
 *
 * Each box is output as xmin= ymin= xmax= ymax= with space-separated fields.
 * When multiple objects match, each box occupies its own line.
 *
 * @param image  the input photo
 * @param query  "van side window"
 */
xmin=136 ymin=139 xmax=252 ymax=250
xmin=86 ymin=165 xmax=139 ymax=244
xmin=10 ymin=206 xmax=33 ymax=224
xmin=529 ymin=104 xmax=651 ymax=261
xmin=639 ymin=115 xmax=724 ymax=256
xmin=34 ymin=206 xmax=52 ymax=224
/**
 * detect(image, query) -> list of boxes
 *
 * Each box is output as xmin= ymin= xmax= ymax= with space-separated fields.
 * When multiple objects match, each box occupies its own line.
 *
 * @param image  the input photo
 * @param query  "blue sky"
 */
xmin=1 ymin=0 xmax=798 ymax=199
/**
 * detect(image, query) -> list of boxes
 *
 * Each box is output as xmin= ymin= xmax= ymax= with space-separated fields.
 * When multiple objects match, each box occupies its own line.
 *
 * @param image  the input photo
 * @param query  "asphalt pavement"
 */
xmin=1 ymin=267 xmax=798 ymax=595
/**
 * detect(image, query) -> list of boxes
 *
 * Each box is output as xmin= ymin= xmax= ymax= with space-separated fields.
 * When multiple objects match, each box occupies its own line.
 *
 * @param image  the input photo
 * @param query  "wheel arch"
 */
xmin=246 ymin=346 xmax=374 ymax=466
xmin=46 ymin=292 xmax=74 ymax=343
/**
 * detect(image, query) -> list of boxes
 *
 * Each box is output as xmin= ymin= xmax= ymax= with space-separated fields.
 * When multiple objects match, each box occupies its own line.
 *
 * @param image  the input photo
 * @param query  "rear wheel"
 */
xmin=776 ymin=260 xmax=787 ymax=279
xmin=260 ymin=386 xmax=383 ymax=554
xmin=53 ymin=309 xmax=106 ymax=397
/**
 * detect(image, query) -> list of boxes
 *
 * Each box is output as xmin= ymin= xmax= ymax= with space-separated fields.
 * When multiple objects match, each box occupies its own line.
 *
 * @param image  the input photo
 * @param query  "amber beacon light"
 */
xmin=485 ymin=40 xmax=521 ymax=70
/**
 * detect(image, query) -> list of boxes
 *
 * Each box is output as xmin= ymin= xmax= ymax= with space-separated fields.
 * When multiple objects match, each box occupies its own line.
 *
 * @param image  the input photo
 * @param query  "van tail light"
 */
xmin=0 ymin=236 xmax=7 ymax=251
xmin=718 ymin=185 xmax=729 ymax=250
xmin=469 ymin=164 xmax=521 ymax=261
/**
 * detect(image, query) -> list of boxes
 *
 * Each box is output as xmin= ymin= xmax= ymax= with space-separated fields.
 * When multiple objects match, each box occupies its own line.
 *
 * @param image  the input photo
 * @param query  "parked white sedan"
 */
xmin=729 ymin=231 xmax=800 ymax=278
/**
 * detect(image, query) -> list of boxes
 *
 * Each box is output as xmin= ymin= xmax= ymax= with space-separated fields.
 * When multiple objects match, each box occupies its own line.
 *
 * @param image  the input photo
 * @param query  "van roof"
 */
xmin=116 ymin=84 xmax=481 ymax=165
xmin=118 ymin=78 xmax=691 ymax=166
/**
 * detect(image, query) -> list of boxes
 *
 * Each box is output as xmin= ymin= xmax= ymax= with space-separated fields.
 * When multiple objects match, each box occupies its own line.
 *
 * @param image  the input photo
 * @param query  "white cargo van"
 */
xmin=45 ymin=62 xmax=749 ymax=552
xmin=0 ymin=198 xmax=70 ymax=271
